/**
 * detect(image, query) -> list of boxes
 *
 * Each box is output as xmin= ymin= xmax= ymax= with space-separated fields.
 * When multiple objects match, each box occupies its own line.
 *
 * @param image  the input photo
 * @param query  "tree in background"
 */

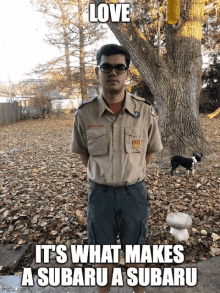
xmin=15 ymin=79 xmax=51 ymax=119
xmin=201 ymin=0 xmax=220 ymax=111
xmin=202 ymin=0 xmax=220 ymax=57
xmin=31 ymin=0 xmax=106 ymax=101
xmin=202 ymin=53 xmax=220 ymax=111
xmin=28 ymin=90 xmax=50 ymax=119
xmin=93 ymin=0 xmax=219 ymax=155
xmin=0 ymin=83 xmax=11 ymax=98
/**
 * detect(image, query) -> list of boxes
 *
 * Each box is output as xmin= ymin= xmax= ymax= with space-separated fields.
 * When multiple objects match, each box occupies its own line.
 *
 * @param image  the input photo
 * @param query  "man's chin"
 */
xmin=107 ymin=86 xmax=124 ymax=95
xmin=108 ymin=89 xmax=122 ymax=95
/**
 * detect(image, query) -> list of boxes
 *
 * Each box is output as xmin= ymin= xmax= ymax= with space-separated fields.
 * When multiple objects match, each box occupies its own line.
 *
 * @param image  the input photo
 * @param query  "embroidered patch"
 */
xmin=133 ymin=139 xmax=141 ymax=149
xmin=133 ymin=111 xmax=140 ymax=119
xmin=151 ymin=107 xmax=156 ymax=117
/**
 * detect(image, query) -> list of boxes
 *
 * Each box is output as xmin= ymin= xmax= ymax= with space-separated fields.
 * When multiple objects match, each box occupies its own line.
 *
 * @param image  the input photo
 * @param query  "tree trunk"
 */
xmin=78 ymin=0 xmax=88 ymax=102
xmin=63 ymin=28 xmax=71 ymax=79
xmin=93 ymin=0 xmax=211 ymax=156
xmin=42 ymin=109 xmax=46 ymax=119
xmin=59 ymin=2 xmax=72 ymax=80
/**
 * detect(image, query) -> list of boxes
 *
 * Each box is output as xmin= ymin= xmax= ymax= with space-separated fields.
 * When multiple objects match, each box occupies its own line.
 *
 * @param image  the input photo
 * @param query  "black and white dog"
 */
xmin=171 ymin=153 xmax=202 ymax=176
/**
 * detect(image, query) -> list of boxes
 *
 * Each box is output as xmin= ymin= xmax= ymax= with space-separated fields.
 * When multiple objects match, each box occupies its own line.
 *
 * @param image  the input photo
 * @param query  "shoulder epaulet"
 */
xmin=131 ymin=95 xmax=157 ymax=116
xmin=131 ymin=95 xmax=145 ymax=102
xmin=131 ymin=95 xmax=152 ymax=105
xmin=78 ymin=96 xmax=97 ymax=110
xmin=142 ymin=98 xmax=157 ymax=116
xmin=143 ymin=99 xmax=157 ymax=116
xmin=144 ymin=99 xmax=152 ymax=106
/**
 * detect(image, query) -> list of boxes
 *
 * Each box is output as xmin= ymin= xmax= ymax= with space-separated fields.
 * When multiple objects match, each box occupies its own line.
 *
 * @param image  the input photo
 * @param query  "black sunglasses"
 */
xmin=98 ymin=63 xmax=128 ymax=74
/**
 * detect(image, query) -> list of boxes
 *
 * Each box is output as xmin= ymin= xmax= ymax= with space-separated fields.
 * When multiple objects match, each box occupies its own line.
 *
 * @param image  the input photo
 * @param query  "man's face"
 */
xmin=96 ymin=54 xmax=129 ymax=95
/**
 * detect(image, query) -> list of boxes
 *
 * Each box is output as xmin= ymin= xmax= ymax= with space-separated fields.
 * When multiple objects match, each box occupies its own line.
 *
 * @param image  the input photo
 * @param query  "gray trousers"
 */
xmin=87 ymin=180 xmax=149 ymax=251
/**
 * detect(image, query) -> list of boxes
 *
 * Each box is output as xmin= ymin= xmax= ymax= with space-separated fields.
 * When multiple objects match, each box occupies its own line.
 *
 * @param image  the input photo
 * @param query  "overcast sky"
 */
xmin=0 ymin=0 xmax=63 ymax=83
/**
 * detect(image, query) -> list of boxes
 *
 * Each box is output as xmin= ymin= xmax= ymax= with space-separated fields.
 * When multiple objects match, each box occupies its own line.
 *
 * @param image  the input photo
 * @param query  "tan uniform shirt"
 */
xmin=71 ymin=91 xmax=163 ymax=186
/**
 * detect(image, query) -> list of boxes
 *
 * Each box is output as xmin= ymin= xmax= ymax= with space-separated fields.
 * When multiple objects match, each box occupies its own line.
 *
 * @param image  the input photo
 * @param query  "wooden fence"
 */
xmin=0 ymin=102 xmax=22 ymax=126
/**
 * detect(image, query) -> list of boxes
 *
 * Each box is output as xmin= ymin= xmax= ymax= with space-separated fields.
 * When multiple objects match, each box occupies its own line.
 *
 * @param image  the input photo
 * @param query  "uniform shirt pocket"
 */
xmin=86 ymin=128 xmax=108 ymax=156
xmin=124 ymin=127 xmax=147 ymax=154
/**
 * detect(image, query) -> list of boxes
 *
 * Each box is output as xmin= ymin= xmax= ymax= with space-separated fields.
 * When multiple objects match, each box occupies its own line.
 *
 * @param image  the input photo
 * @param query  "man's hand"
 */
xmin=146 ymin=153 xmax=153 ymax=165
xmin=78 ymin=153 xmax=89 ymax=167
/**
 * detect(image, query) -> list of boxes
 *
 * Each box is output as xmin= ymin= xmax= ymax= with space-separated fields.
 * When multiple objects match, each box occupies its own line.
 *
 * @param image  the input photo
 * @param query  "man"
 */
xmin=71 ymin=44 xmax=163 ymax=293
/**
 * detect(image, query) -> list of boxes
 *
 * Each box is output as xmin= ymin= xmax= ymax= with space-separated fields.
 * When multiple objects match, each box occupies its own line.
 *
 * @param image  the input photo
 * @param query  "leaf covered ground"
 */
xmin=0 ymin=113 xmax=219 ymax=273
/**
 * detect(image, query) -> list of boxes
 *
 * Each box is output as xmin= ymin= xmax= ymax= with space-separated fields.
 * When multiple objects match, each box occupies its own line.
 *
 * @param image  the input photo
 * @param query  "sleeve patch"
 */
xmin=151 ymin=107 xmax=157 ymax=117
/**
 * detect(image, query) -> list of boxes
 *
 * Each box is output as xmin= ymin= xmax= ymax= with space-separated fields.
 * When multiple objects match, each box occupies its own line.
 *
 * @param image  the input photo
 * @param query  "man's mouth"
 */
xmin=108 ymin=79 xmax=118 ymax=83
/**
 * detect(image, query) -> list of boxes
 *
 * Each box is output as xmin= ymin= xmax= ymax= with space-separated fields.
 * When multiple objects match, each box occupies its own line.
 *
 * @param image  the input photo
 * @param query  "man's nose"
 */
xmin=109 ymin=68 xmax=117 ymax=75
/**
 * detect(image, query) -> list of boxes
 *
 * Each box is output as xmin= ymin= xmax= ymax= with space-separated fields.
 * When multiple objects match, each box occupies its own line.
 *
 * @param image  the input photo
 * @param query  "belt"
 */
xmin=89 ymin=179 xmax=144 ymax=189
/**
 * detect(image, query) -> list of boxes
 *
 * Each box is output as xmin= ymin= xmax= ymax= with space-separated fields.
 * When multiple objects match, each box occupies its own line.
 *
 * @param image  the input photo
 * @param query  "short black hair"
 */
xmin=96 ymin=44 xmax=131 ymax=68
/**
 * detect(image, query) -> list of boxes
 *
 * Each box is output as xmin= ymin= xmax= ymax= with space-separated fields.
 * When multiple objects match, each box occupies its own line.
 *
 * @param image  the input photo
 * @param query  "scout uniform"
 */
xmin=71 ymin=91 xmax=163 ymax=248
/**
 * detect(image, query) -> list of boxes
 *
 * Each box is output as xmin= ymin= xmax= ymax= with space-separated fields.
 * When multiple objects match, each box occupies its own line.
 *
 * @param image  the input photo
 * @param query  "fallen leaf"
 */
xmin=210 ymin=247 xmax=220 ymax=256
xmin=211 ymin=233 xmax=220 ymax=241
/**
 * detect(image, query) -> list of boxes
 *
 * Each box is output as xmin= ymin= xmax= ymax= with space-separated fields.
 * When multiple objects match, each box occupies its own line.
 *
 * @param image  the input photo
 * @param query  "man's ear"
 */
xmin=95 ymin=67 xmax=99 ymax=77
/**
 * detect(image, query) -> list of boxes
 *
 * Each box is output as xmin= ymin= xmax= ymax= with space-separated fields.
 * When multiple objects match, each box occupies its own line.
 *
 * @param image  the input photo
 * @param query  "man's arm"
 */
xmin=146 ymin=153 xmax=154 ymax=165
xmin=78 ymin=153 xmax=89 ymax=167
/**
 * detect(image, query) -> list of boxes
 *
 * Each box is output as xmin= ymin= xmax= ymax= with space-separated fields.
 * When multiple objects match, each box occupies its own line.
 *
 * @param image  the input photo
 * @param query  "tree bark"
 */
xmin=93 ymin=0 xmax=211 ymax=156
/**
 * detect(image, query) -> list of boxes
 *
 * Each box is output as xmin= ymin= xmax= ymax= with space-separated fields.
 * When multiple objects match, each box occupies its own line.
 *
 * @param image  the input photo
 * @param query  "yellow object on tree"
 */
xmin=208 ymin=107 xmax=220 ymax=119
xmin=167 ymin=0 xmax=180 ymax=24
